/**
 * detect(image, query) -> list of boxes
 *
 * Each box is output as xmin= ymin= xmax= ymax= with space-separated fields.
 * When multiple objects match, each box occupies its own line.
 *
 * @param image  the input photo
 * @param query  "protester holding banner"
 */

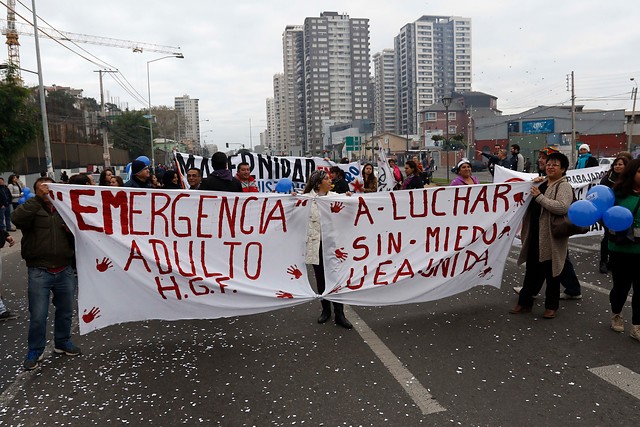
xmin=511 ymin=152 xmax=573 ymax=319
xmin=401 ymin=161 xmax=424 ymax=190
xmin=607 ymin=159 xmax=640 ymax=339
xmin=200 ymin=153 xmax=243 ymax=192
xmin=598 ymin=154 xmax=631 ymax=273
xmin=329 ymin=166 xmax=349 ymax=194
xmin=124 ymin=160 xmax=152 ymax=188
xmin=513 ymin=146 xmax=584 ymax=300
xmin=184 ymin=168 xmax=201 ymax=190
xmin=362 ymin=163 xmax=377 ymax=193
xmin=98 ymin=169 xmax=114 ymax=186
xmin=11 ymin=177 xmax=81 ymax=370
xmin=236 ymin=162 xmax=260 ymax=193
xmin=161 ymin=170 xmax=182 ymax=189
xmin=303 ymin=170 xmax=353 ymax=329
xmin=450 ymin=159 xmax=479 ymax=186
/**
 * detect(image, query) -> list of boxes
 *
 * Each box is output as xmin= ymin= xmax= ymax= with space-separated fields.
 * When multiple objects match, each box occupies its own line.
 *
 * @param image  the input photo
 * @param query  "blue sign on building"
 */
xmin=522 ymin=119 xmax=554 ymax=134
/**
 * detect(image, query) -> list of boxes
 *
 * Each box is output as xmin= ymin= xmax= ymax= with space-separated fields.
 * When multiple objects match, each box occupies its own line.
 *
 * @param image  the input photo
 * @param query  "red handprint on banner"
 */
xmin=96 ymin=257 xmax=113 ymax=272
xmin=82 ymin=307 xmax=101 ymax=323
xmin=287 ymin=265 xmax=303 ymax=279
xmin=276 ymin=291 xmax=294 ymax=299
xmin=498 ymin=226 xmax=511 ymax=238
xmin=330 ymin=202 xmax=345 ymax=213
xmin=478 ymin=267 xmax=493 ymax=278
xmin=335 ymin=247 xmax=348 ymax=262
xmin=513 ymin=192 xmax=525 ymax=206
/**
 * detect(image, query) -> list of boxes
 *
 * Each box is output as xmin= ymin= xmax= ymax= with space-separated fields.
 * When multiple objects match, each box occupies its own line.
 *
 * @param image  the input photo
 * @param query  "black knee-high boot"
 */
xmin=333 ymin=303 xmax=353 ymax=329
xmin=317 ymin=300 xmax=331 ymax=324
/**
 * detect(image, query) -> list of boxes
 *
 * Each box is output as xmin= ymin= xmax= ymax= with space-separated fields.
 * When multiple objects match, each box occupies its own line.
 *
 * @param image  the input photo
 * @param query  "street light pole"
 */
xmin=147 ymin=54 xmax=184 ymax=169
xmin=442 ymin=96 xmax=452 ymax=182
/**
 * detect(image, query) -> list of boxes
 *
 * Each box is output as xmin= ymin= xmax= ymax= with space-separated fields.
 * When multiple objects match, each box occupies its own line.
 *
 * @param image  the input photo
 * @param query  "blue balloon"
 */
xmin=603 ymin=206 xmax=634 ymax=232
xmin=568 ymin=200 xmax=600 ymax=227
xmin=275 ymin=178 xmax=293 ymax=194
xmin=585 ymin=185 xmax=615 ymax=214
xmin=22 ymin=187 xmax=31 ymax=196
xmin=136 ymin=155 xmax=151 ymax=166
xmin=125 ymin=162 xmax=132 ymax=175
xmin=27 ymin=193 xmax=35 ymax=199
xmin=18 ymin=196 xmax=26 ymax=205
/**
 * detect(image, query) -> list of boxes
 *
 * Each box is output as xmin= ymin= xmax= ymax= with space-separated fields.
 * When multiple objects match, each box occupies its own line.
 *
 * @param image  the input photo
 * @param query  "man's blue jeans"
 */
xmin=27 ymin=266 xmax=77 ymax=354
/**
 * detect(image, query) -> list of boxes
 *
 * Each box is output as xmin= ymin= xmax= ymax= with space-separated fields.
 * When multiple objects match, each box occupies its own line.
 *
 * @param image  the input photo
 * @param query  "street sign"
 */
xmin=345 ymin=136 xmax=361 ymax=152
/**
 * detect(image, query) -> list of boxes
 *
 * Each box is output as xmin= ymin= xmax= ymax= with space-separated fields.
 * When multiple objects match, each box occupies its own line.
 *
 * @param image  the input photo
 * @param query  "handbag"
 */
xmin=608 ymin=197 xmax=640 ymax=245
xmin=548 ymin=183 xmax=589 ymax=238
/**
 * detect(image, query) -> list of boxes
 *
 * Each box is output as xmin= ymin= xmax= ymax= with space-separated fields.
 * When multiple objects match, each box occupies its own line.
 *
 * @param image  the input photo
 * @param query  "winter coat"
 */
xmin=517 ymin=177 xmax=573 ymax=277
xmin=7 ymin=183 xmax=21 ymax=204
xmin=304 ymin=189 xmax=338 ymax=265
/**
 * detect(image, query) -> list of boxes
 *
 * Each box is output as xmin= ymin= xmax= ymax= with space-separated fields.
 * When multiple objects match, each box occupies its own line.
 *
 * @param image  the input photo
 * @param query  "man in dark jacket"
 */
xmin=0 ymin=177 xmax=13 ymax=231
xmin=11 ymin=177 xmax=81 ymax=371
xmin=199 ymin=152 xmax=242 ymax=192
xmin=124 ymin=160 xmax=152 ymax=188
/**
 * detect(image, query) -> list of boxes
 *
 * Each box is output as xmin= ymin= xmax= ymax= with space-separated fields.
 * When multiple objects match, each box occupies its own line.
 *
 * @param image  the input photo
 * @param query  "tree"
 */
xmin=0 ymin=71 xmax=40 ymax=170
xmin=152 ymin=106 xmax=183 ymax=141
xmin=109 ymin=110 xmax=149 ymax=158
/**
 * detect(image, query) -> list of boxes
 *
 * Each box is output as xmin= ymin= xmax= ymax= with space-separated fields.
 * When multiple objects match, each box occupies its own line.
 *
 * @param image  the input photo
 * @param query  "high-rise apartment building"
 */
xmin=302 ymin=11 xmax=371 ymax=156
xmin=395 ymin=15 xmax=472 ymax=136
xmin=282 ymin=25 xmax=305 ymax=156
xmin=272 ymin=73 xmax=287 ymax=155
xmin=174 ymin=94 xmax=200 ymax=146
xmin=373 ymin=49 xmax=397 ymax=135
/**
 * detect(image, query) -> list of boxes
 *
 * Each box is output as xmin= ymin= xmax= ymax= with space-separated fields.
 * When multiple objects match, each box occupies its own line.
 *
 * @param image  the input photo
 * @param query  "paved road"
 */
xmin=1 ymin=229 xmax=638 ymax=426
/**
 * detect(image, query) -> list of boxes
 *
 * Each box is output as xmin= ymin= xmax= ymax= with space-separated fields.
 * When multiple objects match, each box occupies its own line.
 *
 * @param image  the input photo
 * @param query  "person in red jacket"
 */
xmin=236 ymin=162 xmax=259 ymax=192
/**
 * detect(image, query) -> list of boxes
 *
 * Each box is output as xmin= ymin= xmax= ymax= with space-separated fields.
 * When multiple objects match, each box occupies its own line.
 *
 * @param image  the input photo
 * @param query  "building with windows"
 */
xmin=174 ymin=94 xmax=200 ymax=147
xmin=282 ymin=25 xmax=305 ymax=156
xmin=373 ymin=49 xmax=397 ymax=135
xmin=395 ymin=15 xmax=472 ymax=137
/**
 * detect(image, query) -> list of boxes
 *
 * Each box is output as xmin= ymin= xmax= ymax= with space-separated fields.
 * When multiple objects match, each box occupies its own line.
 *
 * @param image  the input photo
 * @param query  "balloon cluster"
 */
xmin=275 ymin=178 xmax=293 ymax=194
xmin=568 ymin=185 xmax=633 ymax=231
xmin=17 ymin=187 xmax=35 ymax=205
xmin=125 ymin=156 xmax=151 ymax=176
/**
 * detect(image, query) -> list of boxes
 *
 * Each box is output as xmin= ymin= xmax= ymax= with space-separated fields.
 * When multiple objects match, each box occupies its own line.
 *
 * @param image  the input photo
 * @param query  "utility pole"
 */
xmin=569 ymin=71 xmax=577 ymax=167
xmin=629 ymin=78 xmax=637 ymax=152
xmin=95 ymin=70 xmax=117 ymax=169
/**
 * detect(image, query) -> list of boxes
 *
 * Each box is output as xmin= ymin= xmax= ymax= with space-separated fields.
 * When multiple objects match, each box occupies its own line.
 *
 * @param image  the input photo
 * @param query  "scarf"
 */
xmin=576 ymin=153 xmax=592 ymax=169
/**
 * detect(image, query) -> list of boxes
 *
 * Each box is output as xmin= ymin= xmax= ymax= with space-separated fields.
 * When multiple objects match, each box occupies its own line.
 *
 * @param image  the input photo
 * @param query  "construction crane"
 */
xmin=1 ymin=12 xmax=182 ymax=79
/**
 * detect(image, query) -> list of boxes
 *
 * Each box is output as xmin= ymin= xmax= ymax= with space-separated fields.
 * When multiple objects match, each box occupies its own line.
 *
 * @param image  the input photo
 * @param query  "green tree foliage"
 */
xmin=0 ymin=73 xmax=40 ymax=170
xmin=109 ymin=110 xmax=150 ymax=158
xmin=152 ymin=106 xmax=183 ymax=142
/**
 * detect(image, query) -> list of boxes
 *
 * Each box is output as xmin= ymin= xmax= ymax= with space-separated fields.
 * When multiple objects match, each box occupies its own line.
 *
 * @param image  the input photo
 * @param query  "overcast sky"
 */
xmin=7 ymin=0 xmax=640 ymax=150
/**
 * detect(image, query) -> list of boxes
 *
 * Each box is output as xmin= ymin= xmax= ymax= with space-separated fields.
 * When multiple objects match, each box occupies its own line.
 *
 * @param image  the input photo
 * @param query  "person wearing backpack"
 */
xmin=608 ymin=159 xmax=640 ymax=339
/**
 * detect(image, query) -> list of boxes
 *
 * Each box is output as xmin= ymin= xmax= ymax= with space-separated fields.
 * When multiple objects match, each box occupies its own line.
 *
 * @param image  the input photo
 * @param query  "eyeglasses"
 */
xmin=546 ymin=163 xmax=561 ymax=168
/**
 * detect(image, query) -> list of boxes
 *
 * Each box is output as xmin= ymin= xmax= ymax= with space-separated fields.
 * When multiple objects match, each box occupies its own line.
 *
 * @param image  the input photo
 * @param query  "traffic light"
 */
xmin=226 ymin=143 xmax=229 ymax=148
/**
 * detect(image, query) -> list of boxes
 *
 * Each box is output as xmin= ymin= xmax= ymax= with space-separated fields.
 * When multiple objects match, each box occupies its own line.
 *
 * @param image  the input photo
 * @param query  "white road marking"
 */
xmin=589 ymin=365 xmax=640 ymax=400
xmin=346 ymin=306 xmax=447 ymax=415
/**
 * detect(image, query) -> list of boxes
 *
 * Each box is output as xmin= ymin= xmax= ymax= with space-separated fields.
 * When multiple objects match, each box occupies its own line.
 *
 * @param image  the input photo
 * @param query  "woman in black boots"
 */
xmin=303 ymin=170 xmax=353 ymax=329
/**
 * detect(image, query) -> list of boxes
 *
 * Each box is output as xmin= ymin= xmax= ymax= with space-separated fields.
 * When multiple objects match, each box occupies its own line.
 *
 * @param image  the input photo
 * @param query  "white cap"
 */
xmin=456 ymin=158 xmax=471 ymax=172
xmin=578 ymin=143 xmax=590 ymax=152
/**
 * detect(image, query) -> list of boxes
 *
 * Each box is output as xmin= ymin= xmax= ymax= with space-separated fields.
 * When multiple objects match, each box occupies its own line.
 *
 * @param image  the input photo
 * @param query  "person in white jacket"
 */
xmin=303 ymin=170 xmax=353 ymax=329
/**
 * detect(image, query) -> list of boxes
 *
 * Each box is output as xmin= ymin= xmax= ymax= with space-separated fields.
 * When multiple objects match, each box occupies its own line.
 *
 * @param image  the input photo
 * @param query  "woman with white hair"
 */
xmin=449 ymin=159 xmax=479 ymax=186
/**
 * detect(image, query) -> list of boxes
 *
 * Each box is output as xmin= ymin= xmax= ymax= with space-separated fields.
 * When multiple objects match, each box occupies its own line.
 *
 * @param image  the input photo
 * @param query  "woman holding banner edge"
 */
xmin=303 ymin=170 xmax=353 ymax=329
xmin=510 ymin=152 xmax=573 ymax=319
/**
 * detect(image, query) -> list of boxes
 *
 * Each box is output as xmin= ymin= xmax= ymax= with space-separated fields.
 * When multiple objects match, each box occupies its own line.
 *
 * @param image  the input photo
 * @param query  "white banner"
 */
xmin=49 ymin=185 xmax=315 ymax=334
xmin=49 ymin=181 xmax=534 ymax=333
xmin=375 ymin=143 xmax=396 ymax=192
xmin=315 ymin=182 xmax=532 ymax=305
xmin=174 ymin=152 xmax=364 ymax=192
xmin=494 ymin=164 xmax=608 ymax=237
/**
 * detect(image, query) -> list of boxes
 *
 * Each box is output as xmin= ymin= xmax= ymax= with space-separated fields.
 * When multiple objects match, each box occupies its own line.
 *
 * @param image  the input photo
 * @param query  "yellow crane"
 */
xmin=1 ymin=4 xmax=181 ymax=80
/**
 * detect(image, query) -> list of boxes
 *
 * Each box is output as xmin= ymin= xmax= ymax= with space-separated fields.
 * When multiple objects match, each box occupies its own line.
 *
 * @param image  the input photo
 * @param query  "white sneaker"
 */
xmin=560 ymin=292 xmax=582 ymax=300
xmin=611 ymin=314 xmax=624 ymax=332
xmin=631 ymin=325 xmax=640 ymax=342
xmin=512 ymin=286 xmax=538 ymax=298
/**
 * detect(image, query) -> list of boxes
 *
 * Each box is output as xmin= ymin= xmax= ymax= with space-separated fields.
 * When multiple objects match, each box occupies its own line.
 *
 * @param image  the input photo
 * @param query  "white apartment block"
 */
xmin=303 ymin=12 xmax=371 ymax=156
xmin=282 ymin=25 xmax=305 ymax=156
xmin=373 ymin=48 xmax=397 ymax=135
xmin=395 ymin=15 xmax=472 ymax=136
xmin=272 ymin=73 xmax=287 ymax=155
xmin=174 ymin=94 xmax=201 ymax=146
